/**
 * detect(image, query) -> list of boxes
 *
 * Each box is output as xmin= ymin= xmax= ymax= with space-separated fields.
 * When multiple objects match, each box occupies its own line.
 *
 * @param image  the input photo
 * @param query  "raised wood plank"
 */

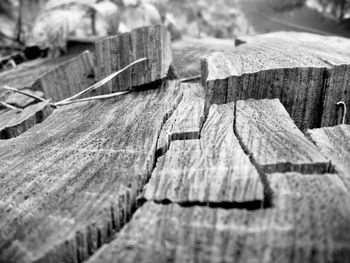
xmin=0 ymin=101 xmax=53 ymax=139
xmin=31 ymin=51 xmax=95 ymax=101
xmin=156 ymin=83 xmax=205 ymax=156
xmin=95 ymin=25 xmax=172 ymax=93
xmin=236 ymin=99 xmax=330 ymax=173
xmin=308 ymin=125 xmax=350 ymax=190
xmin=87 ymin=172 xmax=350 ymax=263
xmin=0 ymin=81 xmax=182 ymax=263
xmin=201 ymin=32 xmax=350 ymax=130
xmin=143 ymin=102 xmax=264 ymax=205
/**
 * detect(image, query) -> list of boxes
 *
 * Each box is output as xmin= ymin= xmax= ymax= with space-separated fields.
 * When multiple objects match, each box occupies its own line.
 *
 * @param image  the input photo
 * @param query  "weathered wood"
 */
xmin=172 ymin=37 xmax=235 ymax=79
xmin=143 ymin=102 xmax=264 ymax=204
xmin=0 ymin=101 xmax=52 ymax=139
xmin=95 ymin=25 xmax=172 ymax=93
xmin=308 ymin=125 xmax=350 ymax=190
xmin=156 ymin=83 xmax=205 ymax=156
xmin=201 ymin=32 xmax=350 ymax=130
xmin=87 ymin=172 xmax=350 ymax=263
xmin=31 ymin=51 xmax=95 ymax=101
xmin=235 ymin=99 xmax=330 ymax=173
xmin=4 ymin=89 xmax=45 ymax=108
xmin=0 ymin=81 xmax=182 ymax=263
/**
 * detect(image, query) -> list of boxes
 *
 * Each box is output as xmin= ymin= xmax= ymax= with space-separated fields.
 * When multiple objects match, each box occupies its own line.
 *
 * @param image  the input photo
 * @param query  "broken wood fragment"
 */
xmin=4 ymin=88 xmax=45 ymax=108
xmin=201 ymin=32 xmax=350 ymax=130
xmin=0 ymin=81 xmax=182 ymax=263
xmin=308 ymin=124 xmax=350 ymax=190
xmin=87 ymin=172 xmax=350 ymax=263
xmin=0 ymin=101 xmax=52 ymax=139
xmin=95 ymin=25 xmax=172 ymax=93
xmin=31 ymin=51 xmax=95 ymax=101
xmin=235 ymin=99 xmax=330 ymax=173
xmin=144 ymin=102 xmax=264 ymax=204
xmin=156 ymin=83 xmax=205 ymax=156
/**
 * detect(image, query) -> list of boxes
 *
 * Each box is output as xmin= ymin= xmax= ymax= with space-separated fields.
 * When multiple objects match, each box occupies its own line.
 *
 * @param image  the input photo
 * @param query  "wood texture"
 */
xmin=201 ymin=32 xmax=350 ymax=130
xmin=87 ymin=172 xmax=350 ymax=263
xmin=0 ymin=81 xmax=182 ymax=263
xmin=235 ymin=99 xmax=330 ymax=173
xmin=95 ymin=25 xmax=172 ymax=93
xmin=308 ymin=125 xmax=350 ymax=190
xmin=4 ymin=89 xmax=45 ymax=108
xmin=31 ymin=51 xmax=95 ymax=101
xmin=0 ymin=101 xmax=53 ymax=139
xmin=143 ymin=102 xmax=264 ymax=205
xmin=172 ymin=37 xmax=235 ymax=78
xmin=156 ymin=83 xmax=205 ymax=156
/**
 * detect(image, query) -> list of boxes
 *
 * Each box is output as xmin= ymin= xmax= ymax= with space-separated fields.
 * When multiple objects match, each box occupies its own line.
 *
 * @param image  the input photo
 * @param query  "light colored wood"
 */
xmin=0 ymin=101 xmax=52 ymax=139
xmin=156 ymin=83 xmax=205 ymax=156
xmin=0 ymin=81 xmax=182 ymax=263
xmin=143 ymin=102 xmax=264 ymax=204
xmin=4 ymin=89 xmax=45 ymax=108
xmin=308 ymin=124 xmax=350 ymax=190
xmin=95 ymin=25 xmax=172 ymax=93
xmin=87 ymin=172 xmax=350 ymax=263
xmin=201 ymin=32 xmax=350 ymax=130
xmin=236 ymin=99 xmax=330 ymax=173
xmin=31 ymin=51 xmax=95 ymax=101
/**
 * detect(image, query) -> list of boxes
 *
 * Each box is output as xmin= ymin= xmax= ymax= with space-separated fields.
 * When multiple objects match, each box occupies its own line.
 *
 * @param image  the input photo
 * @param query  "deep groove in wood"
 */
xmin=233 ymin=102 xmax=274 ymax=208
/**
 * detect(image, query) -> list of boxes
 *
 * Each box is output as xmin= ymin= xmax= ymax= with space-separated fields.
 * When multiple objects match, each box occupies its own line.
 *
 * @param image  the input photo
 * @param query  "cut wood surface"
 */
xmin=0 ymin=101 xmax=53 ymax=139
xmin=31 ymin=51 xmax=95 ymax=101
xmin=0 ymin=81 xmax=182 ymax=263
xmin=172 ymin=37 xmax=235 ymax=78
xmin=4 ymin=89 xmax=45 ymax=108
xmin=309 ymin=125 xmax=350 ymax=190
xmin=201 ymin=32 xmax=350 ymax=130
xmin=95 ymin=25 xmax=172 ymax=93
xmin=87 ymin=173 xmax=350 ymax=263
xmin=235 ymin=99 xmax=330 ymax=173
xmin=144 ymin=102 xmax=264 ymax=205
xmin=156 ymin=83 xmax=205 ymax=156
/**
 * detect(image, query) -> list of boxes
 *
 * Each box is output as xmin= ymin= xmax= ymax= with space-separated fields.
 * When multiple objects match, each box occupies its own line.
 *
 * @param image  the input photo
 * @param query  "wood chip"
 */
xmin=87 ymin=173 xmax=350 ymax=263
xmin=156 ymin=83 xmax=205 ymax=156
xmin=0 ymin=81 xmax=182 ymax=263
xmin=201 ymin=32 xmax=350 ymax=130
xmin=0 ymin=101 xmax=52 ymax=139
xmin=236 ymin=99 xmax=330 ymax=173
xmin=95 ymin=25 xmax=172 ymax=93
xmin=31 ymin=51 xmax=95 ymax=101
xmin=143 ymin=102 xmax=264 ymax=204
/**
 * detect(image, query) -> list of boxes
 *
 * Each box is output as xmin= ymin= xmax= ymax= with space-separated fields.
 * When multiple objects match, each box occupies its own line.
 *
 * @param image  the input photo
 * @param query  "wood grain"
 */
xmin=308 ymin=124 xmax=350 ymax=190
xmin=31 ymin=51 xmax=95 ymax=101
xmin=0 ymin=101 xmax=53 ymax=139
xmin=0 ymin=81 xmax=182 ymax=263
xmin=156 ymin=83 xmax=205 ymax=156
xmin=87 ymin=172 xmax=350 ymax=263
xmin=4 ymin=89 xmax=45 ymax=108
xmin=235 ymin=99 xmax=330 ymax=173
xmin=143 ymin=102 xmax=264 ymax=204
xmin=95 ymin=25 xmax=172 ymax=93
xmin=201 ymin=32 xmax=350 ymax=130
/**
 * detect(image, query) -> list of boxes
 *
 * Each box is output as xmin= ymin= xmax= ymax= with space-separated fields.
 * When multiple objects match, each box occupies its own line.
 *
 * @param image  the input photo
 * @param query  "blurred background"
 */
xmin=1 ymin=0 xmax=350 ymax=60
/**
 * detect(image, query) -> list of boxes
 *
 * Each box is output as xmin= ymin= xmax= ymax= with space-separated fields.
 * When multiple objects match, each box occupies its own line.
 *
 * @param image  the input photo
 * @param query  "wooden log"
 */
xmin=143 ymin=102 xmax=264 ymax=205
xmin=86 ymin=172 xmax=350 ymax=263
xmin=235 ymin=99 xmax=330 ymax=174
xmin=0 ymin=81 xmax=182 ymax=263
xmin=201 ymin=32 xmax=350 ymax=130
xmin=95 ymin=25 xmax=172 ymax=94
xmin=0 ymin=101 xmax=52 ymax=139
xmin=308 ymin=125 xmax=350 ymax=190
xmin=156 ymin=83 xmax=205 ymax=156
xmin=31 ymin=51 xmax=95 ymax=101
